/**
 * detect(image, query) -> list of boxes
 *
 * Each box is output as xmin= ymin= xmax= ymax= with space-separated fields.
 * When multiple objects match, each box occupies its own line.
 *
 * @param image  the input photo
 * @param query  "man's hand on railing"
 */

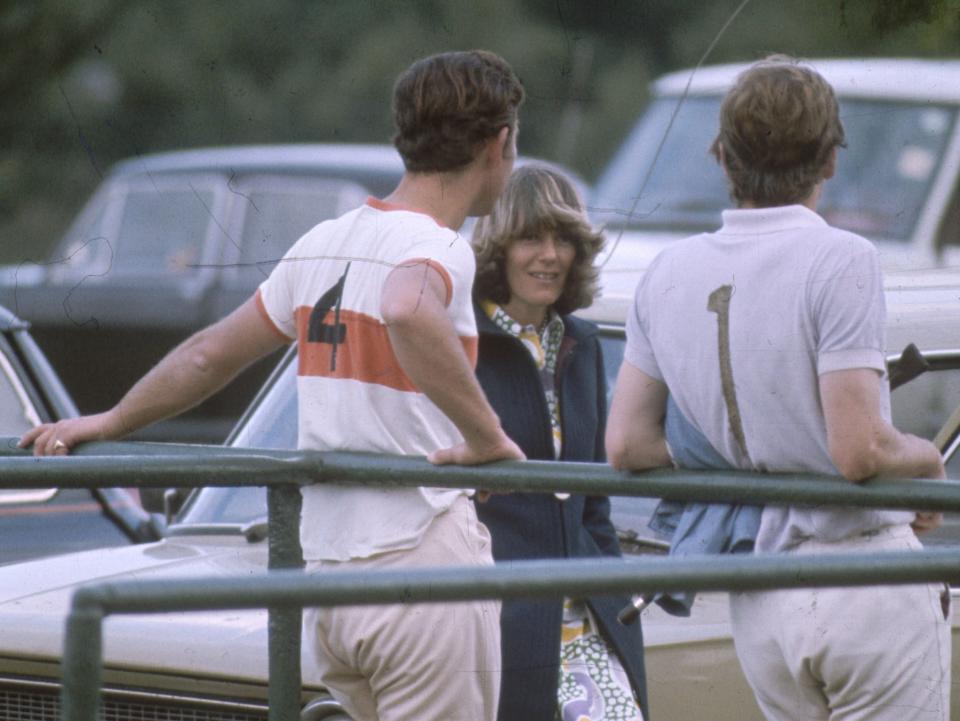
xmin=427 ymin=432 xmax=525 ymax=467
xmin=911 ymin=511 xmax=943 ymax=534
xmin=18 ymin=413 xmax=118 ymax=456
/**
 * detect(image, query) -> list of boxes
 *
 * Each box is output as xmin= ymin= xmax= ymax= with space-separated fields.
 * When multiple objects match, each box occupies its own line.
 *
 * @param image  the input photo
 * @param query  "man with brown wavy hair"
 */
xmin=709 ymin=55 xmax=846 ymax=208
xmin=608 ymin=56 xmax=949 ymax=721
xmin=22 ymin=50 xmax=526 ymax=721
xmin=393 ymin=50 xmax=523 ymax=176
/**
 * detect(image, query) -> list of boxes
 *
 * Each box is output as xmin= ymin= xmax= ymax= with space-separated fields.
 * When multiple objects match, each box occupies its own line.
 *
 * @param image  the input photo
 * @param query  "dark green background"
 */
xmin=2 ymin=0 xmax=958 ymax=263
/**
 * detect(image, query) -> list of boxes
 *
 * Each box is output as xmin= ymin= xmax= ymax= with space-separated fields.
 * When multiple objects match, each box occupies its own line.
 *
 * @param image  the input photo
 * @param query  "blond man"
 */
xmin=606 ymin=56 xmax=949 ymax=721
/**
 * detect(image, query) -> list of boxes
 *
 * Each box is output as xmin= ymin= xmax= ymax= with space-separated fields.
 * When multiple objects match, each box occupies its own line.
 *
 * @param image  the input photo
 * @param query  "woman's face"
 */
xmin=502 ymin=230 xmax=576 ymax=325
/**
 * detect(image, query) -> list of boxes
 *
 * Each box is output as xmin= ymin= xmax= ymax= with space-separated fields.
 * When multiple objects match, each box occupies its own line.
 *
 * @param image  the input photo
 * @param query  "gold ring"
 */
xmin=53 ymin=440 xmax=67 ymax=451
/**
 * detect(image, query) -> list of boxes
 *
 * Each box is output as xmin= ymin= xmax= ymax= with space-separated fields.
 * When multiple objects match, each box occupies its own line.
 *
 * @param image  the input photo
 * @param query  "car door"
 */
xmin=0 ymin=313 xmax=157 ymax=563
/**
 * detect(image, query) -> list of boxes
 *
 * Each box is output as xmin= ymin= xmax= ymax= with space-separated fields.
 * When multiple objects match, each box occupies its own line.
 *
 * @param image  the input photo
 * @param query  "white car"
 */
xmin=593 ymin=58 xmax=960 ymax=273
xmin=0 ymin=265 xmax=958 ymax=720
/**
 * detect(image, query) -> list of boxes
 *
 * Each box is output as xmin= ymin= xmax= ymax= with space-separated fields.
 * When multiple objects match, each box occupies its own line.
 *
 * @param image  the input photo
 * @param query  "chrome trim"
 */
xmin=0 ymin=675 xmax=269 ymax=713
xmin=300 ymin=696 xmax=351 ymax=720
xmin=0 ymin=342 xmax=42 ymax=429
xmin=946 ymin=433 xmax=960 ymax=463
xmin=166 ymin=523 xmax=246 ymax=537
xmin=886 ymin=348 xmax=960 ymax=365
xmin=0 ymin=350 xmax=55 ymax=505
xmin=0 ymin=487 xmax=58 ymax=505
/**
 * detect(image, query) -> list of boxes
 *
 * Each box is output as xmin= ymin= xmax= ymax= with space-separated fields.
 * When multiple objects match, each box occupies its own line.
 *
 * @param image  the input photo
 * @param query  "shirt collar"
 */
xmin=719 ymin=204 xmax=827 ymax=236
xmin=480 ymin=300 xmax=563 ymax=340
xmin=365 ymin=196 xmax=449 ymax=229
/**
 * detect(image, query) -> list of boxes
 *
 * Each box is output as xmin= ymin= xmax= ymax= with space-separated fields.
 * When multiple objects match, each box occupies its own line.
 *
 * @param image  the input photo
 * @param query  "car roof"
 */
xmin=577 ymin=261 xmax=960 ymax=354
xmin=110 ymin=143 xmax=405 ymax=179
xmin=107 ymin=144 xmax=591 ymax=200
xmin=653 ymin=58 xmax=960 ymax=104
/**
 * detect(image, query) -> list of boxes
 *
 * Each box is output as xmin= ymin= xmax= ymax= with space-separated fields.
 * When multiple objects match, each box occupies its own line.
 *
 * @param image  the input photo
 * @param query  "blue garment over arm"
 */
xmin=647 ymin=395 xmax=762 ymax=616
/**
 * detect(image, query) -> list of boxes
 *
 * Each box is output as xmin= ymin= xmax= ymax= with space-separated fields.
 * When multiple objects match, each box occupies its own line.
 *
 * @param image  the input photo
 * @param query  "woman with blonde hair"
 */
xmin=472 ymin=164 xmax=648 ymax=721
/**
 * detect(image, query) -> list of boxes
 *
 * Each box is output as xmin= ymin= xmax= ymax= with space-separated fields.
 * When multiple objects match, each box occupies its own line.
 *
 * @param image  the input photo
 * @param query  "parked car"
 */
xmin=0 ymin=144 xmax=378 ymax=444
xmin=0 ymin=304 xmax=158 ymax=564
xmin=593 ymin=58 xmax=960 ymax=274
xmin=0 ymin=261 xmax=957 ymax=720
xmin=0 ymin=144 xmax=588 ymax=445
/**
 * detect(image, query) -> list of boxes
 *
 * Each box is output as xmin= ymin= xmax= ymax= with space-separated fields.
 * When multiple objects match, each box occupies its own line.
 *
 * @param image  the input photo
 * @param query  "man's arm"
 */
xmin=20 ymin=296 xmax=287 ymax=455
xmin=821 ymin=367 xmax=944 ymax=532
xmin=820 ymin=368 xmax=944 ymax=481
xmin=380 ymin=261 xmax=523 ymax=465
xmin=605 ymin=361 xmax=672 ymax=471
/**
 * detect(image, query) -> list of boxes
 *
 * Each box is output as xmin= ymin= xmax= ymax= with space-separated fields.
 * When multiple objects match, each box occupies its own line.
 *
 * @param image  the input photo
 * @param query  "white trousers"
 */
xmin=303 ymin=495 xmax=501 ymax=721
xmin=730 ymin=524 xmax=951 ymax=721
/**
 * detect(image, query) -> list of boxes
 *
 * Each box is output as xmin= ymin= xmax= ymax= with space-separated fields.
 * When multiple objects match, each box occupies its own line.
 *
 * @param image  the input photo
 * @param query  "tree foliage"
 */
xmin=2 ymin=0 xmax=959 ymax=262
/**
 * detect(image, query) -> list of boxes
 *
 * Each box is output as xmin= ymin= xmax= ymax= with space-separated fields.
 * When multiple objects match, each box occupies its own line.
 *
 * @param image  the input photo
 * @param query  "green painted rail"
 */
xmin=2 ymin=439 xmax=960 ymax=510
xmin=2 ymin=438 xmax=959 ymax=721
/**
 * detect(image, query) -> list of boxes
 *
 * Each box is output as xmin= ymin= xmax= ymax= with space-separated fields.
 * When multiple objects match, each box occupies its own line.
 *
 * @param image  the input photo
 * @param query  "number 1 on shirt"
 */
xmin=708 ymin=284 xmax=752 ymax=464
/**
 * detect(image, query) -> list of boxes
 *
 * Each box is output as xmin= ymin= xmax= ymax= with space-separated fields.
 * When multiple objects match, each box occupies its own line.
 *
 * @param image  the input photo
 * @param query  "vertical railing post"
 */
xmin=60 ymin=593 xmax=104 ymax=721
xmin=267 ymin=483 xmax=304 ymax=721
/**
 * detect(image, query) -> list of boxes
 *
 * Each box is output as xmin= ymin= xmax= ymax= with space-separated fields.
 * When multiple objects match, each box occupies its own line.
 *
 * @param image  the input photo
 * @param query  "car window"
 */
xmin=178 ymin=355 xmax=297 ymax=525
xmin=53 ymin=178 xmax=218 ymax=278
xmin=0 ymin=345 xmax=41 ymax=435
xmin=593 ymin=96 xmax=957 ymax=242
xmin=598 ymin=331 xmax=625 ymax=407
xmin=113 ymin=187 xmax=216 ymax=274
xmin=232 ymin=178 xmax=368 ymax=285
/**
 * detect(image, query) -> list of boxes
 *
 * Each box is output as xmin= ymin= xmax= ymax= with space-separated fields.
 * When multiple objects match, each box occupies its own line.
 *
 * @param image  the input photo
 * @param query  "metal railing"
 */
xmin=1 ymin=438 xmax=960 ymax=721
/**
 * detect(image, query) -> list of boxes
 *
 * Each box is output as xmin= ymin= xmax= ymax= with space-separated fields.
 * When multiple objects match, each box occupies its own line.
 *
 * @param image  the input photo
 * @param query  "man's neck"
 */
xmin=384 ymin=170 xmax=479 ymax=229
xmin=738 ymin=181 xmax=823 ymax=212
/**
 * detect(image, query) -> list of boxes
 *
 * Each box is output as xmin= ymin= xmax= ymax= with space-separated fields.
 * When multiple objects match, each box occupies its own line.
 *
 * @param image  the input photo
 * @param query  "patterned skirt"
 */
xmin=556 ymin=599 xmax=644 ymax=721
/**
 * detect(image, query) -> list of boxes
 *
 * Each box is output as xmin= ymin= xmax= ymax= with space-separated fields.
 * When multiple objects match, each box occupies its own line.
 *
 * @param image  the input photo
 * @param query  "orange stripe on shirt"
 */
xmin=365 ymin=197 xmax=449 ymax=229
xmin=294 ymin=306 xmax=478 ymax=391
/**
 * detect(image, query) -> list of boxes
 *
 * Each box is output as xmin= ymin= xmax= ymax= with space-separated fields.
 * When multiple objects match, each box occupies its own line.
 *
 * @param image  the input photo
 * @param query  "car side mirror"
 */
xmin=889 ymin=342 xmax=929 ymax=391
xmin=140 ymin=487 xmax=189 ymax=523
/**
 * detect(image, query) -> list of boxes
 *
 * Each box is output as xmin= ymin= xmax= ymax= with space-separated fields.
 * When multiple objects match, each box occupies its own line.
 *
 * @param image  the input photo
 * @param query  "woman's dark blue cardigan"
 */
xmin=473 ymin=304 xmax=649 ymax=721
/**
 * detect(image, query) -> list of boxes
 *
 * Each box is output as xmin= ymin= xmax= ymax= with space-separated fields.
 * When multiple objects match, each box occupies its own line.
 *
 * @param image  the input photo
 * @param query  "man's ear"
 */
xmin=822 ymin=146 xmax=838 ymax=180
xmin=500 ymin=124 xmax=516 ymax=159
xmin=487 ymin=125 xmax=512 ymax=165
xmin=716 ymin=143 xmax=727 ymax=172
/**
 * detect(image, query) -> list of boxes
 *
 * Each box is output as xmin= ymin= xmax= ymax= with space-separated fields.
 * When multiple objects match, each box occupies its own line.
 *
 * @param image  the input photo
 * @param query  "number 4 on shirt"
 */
xmin=308 ymin=262 xmax=351 ymax=371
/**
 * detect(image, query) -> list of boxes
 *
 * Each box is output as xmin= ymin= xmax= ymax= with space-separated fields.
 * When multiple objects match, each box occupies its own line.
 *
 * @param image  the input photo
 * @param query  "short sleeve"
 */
xmin=812 ymin=242 xmax=886 ymax=375
xmin=395 ymin=229 xmax=475 ymax=311
xmin=623 ymin=270 xmax=664 ymax=380
xmin=255 ymin=238 xmax=300 ymax=341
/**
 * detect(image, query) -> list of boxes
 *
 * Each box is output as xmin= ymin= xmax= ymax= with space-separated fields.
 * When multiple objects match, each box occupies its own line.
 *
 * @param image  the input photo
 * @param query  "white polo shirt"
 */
xmin=256 ymin=198 xmax=477 ymax=561
xmin=625 ymin=204 xmax=913 ymax=552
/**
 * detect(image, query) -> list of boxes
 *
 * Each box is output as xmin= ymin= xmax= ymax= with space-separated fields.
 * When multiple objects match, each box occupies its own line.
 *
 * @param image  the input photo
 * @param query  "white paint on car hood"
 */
xmin=0 ymin=536 xmax=298 ymax=685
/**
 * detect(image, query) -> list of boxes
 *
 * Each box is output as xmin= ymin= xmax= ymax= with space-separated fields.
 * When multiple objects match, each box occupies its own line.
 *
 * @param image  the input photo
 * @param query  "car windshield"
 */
xmin=592 ymin=96 xmax=958 ymax=241
xmin=177 ymin=331 xmax=960 ymax=544
xmin=176 ymin=334 xmax=634 ymax=527
xmin=177 ymin=352 xmax=298 ymax=526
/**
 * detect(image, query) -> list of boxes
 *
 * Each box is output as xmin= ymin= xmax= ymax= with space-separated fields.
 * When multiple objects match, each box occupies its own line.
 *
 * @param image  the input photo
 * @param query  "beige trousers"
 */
xmin=730 ymin=524 xmax=951 ymax=721
xmin=303 ymin=495 xmax=501 ymax=721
